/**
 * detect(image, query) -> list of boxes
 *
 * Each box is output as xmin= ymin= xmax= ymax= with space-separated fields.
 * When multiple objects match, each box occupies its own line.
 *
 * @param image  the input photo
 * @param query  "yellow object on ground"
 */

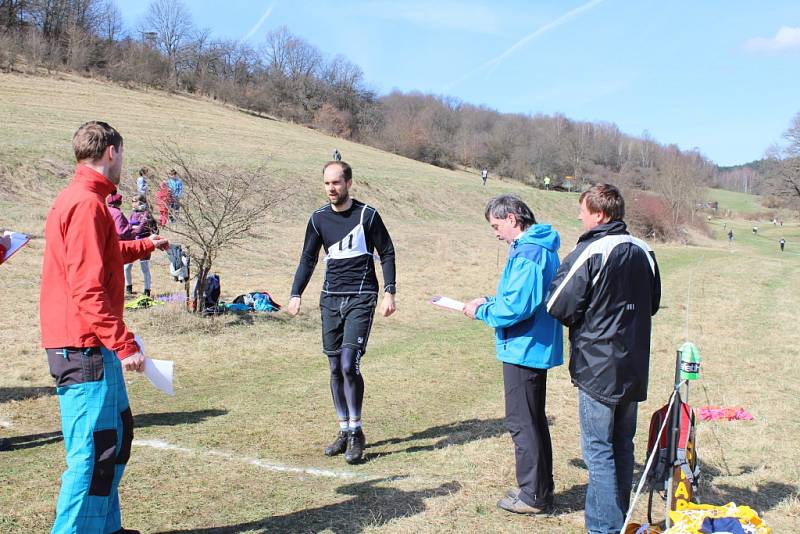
xmin=665 ymin=502 xmax=771 ymax=533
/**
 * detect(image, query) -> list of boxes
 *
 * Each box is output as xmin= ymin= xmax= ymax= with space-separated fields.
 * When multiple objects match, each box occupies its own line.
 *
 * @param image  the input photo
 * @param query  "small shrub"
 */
xmin=627 ymin=191 xmax=676 ymax=241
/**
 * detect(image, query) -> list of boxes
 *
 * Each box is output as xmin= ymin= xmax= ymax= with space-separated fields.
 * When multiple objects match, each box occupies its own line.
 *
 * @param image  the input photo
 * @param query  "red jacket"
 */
xmin=40 ymin=165 xmax=155 ymax=359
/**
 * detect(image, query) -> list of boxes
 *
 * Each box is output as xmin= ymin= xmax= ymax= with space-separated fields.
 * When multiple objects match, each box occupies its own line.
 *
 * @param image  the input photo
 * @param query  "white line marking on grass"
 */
xmin=134 ymin=439 xmax=364 ymax=479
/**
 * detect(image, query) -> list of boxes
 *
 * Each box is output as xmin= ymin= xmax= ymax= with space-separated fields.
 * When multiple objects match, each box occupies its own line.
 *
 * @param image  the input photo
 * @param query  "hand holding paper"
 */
xmin=428 ymin=295 xmax=465 ymax=312
xmin=1 ymin=231 xmax=30 ymax=264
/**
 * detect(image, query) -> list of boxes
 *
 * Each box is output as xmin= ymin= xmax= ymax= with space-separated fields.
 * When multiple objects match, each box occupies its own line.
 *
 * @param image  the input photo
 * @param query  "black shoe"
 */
xmin=125 ymin=285 xmax=135 ymax=295
xmin=143 ymin=289 xmax=151 ymax=297
xmin=112 ymin=529 xmax=141 ymax=534
xmin=344 ymin=428 xmax=365 ymax=464
xmin=324 ymin=430 xmax=348 ymax=457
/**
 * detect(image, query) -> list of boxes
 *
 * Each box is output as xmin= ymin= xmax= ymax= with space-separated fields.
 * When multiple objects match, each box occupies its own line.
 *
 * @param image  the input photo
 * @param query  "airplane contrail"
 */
xmin=443 ymin=0 xmax=605 ymax=91
xmin=238 ymin=2 xmax=276 ymax=45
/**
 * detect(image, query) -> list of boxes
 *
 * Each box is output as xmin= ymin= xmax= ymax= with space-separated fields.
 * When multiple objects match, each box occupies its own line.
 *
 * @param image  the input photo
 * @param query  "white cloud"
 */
xmin=743 ymin=26 xmax=800 ymax=53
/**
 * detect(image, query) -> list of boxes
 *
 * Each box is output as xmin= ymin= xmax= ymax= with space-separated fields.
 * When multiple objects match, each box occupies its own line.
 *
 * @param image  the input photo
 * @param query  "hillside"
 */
xmin=1 ymin=73 xmax=798 ymax=533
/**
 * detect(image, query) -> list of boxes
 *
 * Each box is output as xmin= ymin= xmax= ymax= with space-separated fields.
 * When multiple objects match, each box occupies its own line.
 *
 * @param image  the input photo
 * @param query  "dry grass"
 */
xmin=0 ymin=73 xmax=798 ymax=533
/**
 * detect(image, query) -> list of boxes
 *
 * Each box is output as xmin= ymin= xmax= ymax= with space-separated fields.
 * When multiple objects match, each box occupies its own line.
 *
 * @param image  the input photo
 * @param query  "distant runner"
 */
xmin=481 ymin=168 xmax=489 ymax=186
xmin=288 ymin=161 xmax=397 ymax=464
xmin=780 ymin=238 xmax=785 ymax=252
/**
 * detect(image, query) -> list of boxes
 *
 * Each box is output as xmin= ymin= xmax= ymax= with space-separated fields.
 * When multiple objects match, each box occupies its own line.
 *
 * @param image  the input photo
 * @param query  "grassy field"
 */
xmin=705 ymin=187 xmax=764 ymax=215
xmin=1 ymin=73 xmax=798 ymax=533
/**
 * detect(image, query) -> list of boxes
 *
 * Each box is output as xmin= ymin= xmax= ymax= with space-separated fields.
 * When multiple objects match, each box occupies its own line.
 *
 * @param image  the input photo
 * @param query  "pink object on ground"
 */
xmin=698 ymin=406 xmax=754 ymax=421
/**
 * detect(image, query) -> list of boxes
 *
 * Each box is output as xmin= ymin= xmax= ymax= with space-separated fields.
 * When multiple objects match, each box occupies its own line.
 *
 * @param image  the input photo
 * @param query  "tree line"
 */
xmin=1 ymin=0 xmax=743 ymax=237
xmin=715 ymin=117 xmax=800 ymax=215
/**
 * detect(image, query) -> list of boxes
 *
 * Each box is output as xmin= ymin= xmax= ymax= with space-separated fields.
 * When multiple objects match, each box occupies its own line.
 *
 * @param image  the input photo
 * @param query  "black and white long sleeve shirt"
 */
xmin=290 ymin=200 xmax=396 ymax=297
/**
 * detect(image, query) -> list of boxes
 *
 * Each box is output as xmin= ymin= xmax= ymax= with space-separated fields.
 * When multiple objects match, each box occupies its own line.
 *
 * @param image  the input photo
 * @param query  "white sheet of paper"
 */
xmin=2 ymin=231 xmax=30 ymax=262
xmin=134 ymin=335 xmax=175 ymax=396
xmin=144 ymin=358 xmax=175 ymax=396
xmin=429 ymin=295 xmax=465 ymax=312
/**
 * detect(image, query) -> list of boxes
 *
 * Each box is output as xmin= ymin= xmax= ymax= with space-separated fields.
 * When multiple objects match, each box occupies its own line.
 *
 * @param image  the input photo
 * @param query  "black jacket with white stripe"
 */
xmin=546 ymin=220 xmax=661 ymax=404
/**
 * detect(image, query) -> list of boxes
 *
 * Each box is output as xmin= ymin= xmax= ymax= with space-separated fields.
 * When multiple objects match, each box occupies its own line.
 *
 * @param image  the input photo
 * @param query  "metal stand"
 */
xmin=664 ymin=350 xmax=694 ymax=528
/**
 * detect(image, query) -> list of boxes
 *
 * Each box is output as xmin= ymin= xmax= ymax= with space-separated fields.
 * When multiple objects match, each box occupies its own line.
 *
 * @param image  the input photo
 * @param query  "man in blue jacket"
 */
xmin=464 ymin=194 xmax=563 ymax=515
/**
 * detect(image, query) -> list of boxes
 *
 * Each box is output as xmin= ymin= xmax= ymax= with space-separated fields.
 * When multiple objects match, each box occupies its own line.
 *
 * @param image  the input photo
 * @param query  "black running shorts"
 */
xmin=320 ymin=293 xmax=377 ymax=356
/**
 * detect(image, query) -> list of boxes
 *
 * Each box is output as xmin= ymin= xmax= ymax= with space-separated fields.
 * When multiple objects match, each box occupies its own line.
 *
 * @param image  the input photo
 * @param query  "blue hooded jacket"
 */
xmin=475 ymin=224 xmax=563 ymax=369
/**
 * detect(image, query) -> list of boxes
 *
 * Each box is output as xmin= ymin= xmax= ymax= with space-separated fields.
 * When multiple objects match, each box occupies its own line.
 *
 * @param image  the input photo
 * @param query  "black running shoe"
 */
xmin=344 ymin=428 xmax=365 ymax=464
xmin=324 ymin=430 xmax=348 ymax=457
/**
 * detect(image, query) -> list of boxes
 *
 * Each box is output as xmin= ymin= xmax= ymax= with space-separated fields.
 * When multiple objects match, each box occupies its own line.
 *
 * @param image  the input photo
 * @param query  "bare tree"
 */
xmin=652 ymin=146 xmax=708 ymax=227
xmin=0 ymin=0 xmax=29 ymax=30
xmin=155 ymin=144 xmax=289 ymax=313
xmin=97 ymin=0 xmax=122 ymax=42
xmin=143 ymin=0 xmax=193 ymax=84
xmin=776 ymin=113 xmax=800 ymax=201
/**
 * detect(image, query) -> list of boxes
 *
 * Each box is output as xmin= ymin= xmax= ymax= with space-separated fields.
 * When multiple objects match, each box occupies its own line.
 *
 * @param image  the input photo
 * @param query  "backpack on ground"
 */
xmin=646 ymin=398 xmax=700 ymax=524
xmin=203 ymin=274 xmax=221 ymax=310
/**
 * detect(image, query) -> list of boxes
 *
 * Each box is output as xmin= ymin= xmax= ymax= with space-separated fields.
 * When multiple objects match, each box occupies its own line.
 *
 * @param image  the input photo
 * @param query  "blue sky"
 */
xmin=119 ymin=1 xmax=800 ymax=166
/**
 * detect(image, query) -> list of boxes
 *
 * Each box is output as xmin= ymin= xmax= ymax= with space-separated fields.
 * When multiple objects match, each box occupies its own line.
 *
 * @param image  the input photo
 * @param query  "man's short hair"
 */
xmin=580 ymin=183 xmax=625 ymax=221
xmin=139 ymin=167 xmax=148 ymax=176
xmin=484 ymin=194 xmax=537 ymax=230
xmin=323 ymin=161 xmax=352 ymax=182
xmin=72 ymin=121 xmax=123 ymax=162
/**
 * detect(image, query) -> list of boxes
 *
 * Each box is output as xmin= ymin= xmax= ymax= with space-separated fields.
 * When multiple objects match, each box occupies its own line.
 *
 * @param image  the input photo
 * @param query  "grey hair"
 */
xmin=484 ymin=194 xmax=537 ymax=230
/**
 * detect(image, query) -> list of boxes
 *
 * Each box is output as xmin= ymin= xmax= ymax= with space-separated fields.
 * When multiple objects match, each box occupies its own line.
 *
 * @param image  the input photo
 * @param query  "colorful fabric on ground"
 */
xmin=665 ymin=502 xmax=771 ymax=534
xmin=52 ymin=348 xmax=133 ymax=534
xmin=123 ymin=295 xmax=163 ymax=309
xmin=230 ymin=291 xmax=281 ymax=312
xmin=157 ymin=293 xmax=188 ymax=303
xmin=697 ymin=407 xmax=754 ymax=421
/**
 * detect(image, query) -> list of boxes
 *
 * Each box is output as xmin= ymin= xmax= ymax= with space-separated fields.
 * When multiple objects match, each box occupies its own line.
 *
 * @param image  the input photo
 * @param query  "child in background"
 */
xmin=128 ymin=196 xmax=158 ymax=296
xmin=156 ymin=181 xmax=172 ymax=227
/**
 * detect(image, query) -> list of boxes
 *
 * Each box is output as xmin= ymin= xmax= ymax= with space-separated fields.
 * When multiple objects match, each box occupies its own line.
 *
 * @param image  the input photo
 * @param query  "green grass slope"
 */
xmin=705 ymin=187 xmax=764 ymax=214
xmin=1 ymin=73 xmax=798 ymax=533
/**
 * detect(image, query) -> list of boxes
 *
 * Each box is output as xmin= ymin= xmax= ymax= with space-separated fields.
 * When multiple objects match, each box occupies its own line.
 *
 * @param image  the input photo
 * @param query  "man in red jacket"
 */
xmin=40 ymin=121 xmax=168 ymax=534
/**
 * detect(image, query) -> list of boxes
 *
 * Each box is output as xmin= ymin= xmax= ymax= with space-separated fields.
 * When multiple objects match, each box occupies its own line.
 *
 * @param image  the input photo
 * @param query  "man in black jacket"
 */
xmin=546 ymin=184 xmax=660 ymax=534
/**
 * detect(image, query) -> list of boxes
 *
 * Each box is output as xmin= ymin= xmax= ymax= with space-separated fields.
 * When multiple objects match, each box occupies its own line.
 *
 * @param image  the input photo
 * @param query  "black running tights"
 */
xmin=328 ymin=348 xmax=364 ymax=422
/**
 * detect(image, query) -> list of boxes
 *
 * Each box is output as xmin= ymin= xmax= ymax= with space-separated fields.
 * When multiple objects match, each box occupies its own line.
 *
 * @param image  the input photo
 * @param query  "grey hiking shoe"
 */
xmin=506 ymin=487 xmax=521 ymax=499
xmin=324 ymin=430 xmax=348 ymax=457
xmin=497 ymin=495 xmax=551 ymax=515
xmin=344 ymin=428 xmax=365 ymax=464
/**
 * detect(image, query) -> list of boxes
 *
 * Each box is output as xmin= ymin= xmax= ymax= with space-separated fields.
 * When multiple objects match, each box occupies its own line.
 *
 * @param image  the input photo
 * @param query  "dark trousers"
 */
xmin=503 ymin=363 xmax=554 ymax=507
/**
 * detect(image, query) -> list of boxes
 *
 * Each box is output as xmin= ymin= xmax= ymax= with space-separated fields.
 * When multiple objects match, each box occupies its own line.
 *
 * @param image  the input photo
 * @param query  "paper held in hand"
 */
xmin=134 ymin=336 xmax=175 ymax=396
xmin=1 ymin=231 xmax=30 ymax=263
xmin=428 ymin=295 xmax=465 ymax=312
xmin=144 ymin=358 xmax=174 ymax=396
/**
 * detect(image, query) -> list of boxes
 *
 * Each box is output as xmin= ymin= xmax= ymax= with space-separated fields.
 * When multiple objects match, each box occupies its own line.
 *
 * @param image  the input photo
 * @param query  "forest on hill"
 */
xmin=2 ymin=0 xmax=799 ymax=228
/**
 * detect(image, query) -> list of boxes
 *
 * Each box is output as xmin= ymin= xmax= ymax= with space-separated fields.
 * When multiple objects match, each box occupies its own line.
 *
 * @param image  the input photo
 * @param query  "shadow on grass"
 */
xmin=134 ymin=409 xmax=229 ymax=428
xmin=364 ymin=418 xmax=507 ymax=461
xmin=0 ymin=386 xmax=55 ymax=403
xmin=552 ymin=483 xmax=588 ymax=514
xmin=155 ymin=477 xmax=461 ymax=534
xmin=223 ymin=311 xmax=293 ymax=328
xmin=697 ymin=461 xmax=798 ymax=512
xmin=2 ymin=409 xmax=228 ymax=452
